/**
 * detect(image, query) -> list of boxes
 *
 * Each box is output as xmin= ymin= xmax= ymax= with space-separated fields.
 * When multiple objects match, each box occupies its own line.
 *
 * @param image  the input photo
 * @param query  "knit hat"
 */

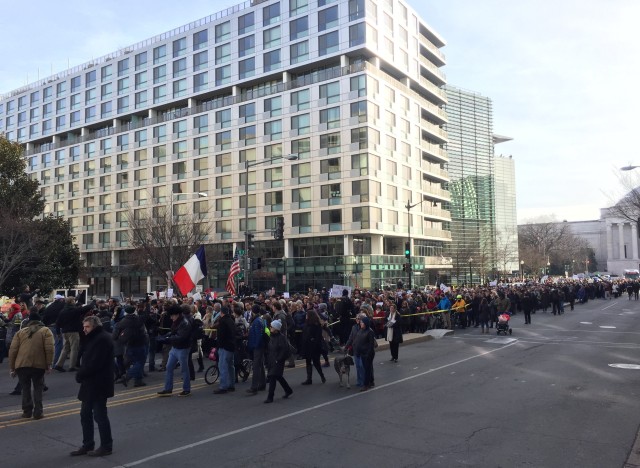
xmin=271 ymin=319 xmax=282 ymax=330
xmin=318 ymin=303 xmax=327 ymax=311
xmin=124 ymin=306 xmax=136 ymax=314
xmin=29 ymin=312 xmax=42 ymax=321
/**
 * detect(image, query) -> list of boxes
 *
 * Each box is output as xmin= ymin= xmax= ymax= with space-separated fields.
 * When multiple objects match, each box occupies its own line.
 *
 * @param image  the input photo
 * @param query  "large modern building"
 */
xmin=0 ymin=0 xmax=453 ymax=296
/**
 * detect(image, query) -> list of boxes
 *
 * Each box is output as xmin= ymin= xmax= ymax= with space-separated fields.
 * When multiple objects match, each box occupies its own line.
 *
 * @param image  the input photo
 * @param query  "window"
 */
xmin=351 ymin=155 xmax=368 ymax=175
xmin=238 ymin=35 xmax=255 ymax=57
xmin=215 ymin=108 xmax=231 ymax=129
xmin=101 ymin=83 xmax=112 ymax=99
xmin=85 ymin=88 xmax=96 ymax=104
xmin=291 ymin=88 xmax=310 ymax=110
xmin=172 ymin=141 xmax=187 ymax=158
xmin=135 ymin=51 xmax=147 ymax=70
xmin=56 ymin=115 xmax=66 ymax=130
xmin=117 ymin=133 xmax=129 ymax=150
xmin=56 ymin=81 xmax=67 ymax=96
xmin=194 ymin=136 xmax=208 ymax=155
xmin=173 ymin=37 xmax=187 ymax=57
xmin=264 ymin=191 xmax=283 ymax=210
xmin=215 ymin=43 xmax=231 ymax=64
xmin=85 ymin=70 xmax=97 ymax=87
xmin=101 ymin=64 xmax=112 ymax=82
xmin=193 ymin=72 xmax=208 ymax=92
xmin=320 ymin=132 xmax=340 ymax=154
xmin=194 ymin=114 xmax=208 ymax=133
xmin=265 ymin=167 xmax=283 ymax=187
xmin=264 ymin=143 xmax=283 ymax=159
xmin=173 ymin=58 xmax=187 ymax=77
xmin=321 ymin=209 xmax=342 ymax=228
xmin=153 ymin=125 xmax=166 ymax=143
xmin=153 ymin=85 xmax=166 ymax=103
xmin=101 ymin=101 xmax=112 ymax=118
xmin=216 ymin=130 xmax=231 ymax=150
xmin=263 ymin=3 xmax=280 ymax=26
xmin=240 ymin=102 xmax=256 ymax=123
xmin=135 ymin=90 xmax=147 ymax=108
xmin=317 ymin=81 xmax=341 ymax=107
xmin=135 ymin=129 xmax=147 ymax=146
xmin=289 ymin=16 xmax=308 ymax=40
xmin=239 ymin=125 xmax=256 ymax=145
xmin=292 ymin=212 xmax=311 ymax=230
xmin=320 ymin=106 xmax=340 ymax=129
xmin=318 ymin=6 xmax=339 ymax=31
xmin=118 ymin=77 xmax=130 ymax=94
xmin=351 ymin=101 xmax=367 ymax=122
xmin=215 ymin=21 xmax=231 ymax=42
xmin=264 ymin=120 xmax=282 ymax=140
xmin=349 ymin=23 xmax=365 ymax=47
xmin=292 ymin=137 xmax=310 ymax=159
xmin=264 ymin=96 xmax=282 ymax=117
xmin=153 ymin=65 xmax=167 ymax=84
xmin=70 ymin=111 xmax=81 ymax=125
xmin=216 ymin=175 xmax=233 ymax=195
xmin=320 ymin=157 xmax=341 ymax=179
xmin=263 ymin=26 xmax=281 ymax=49
xmin=290 ymin=0 xmax=308 ymax=15
xmin=85 ymin=106 xmax=96 ymax=122
xmin=173 ymin=120 xmax=187 ymax=137
xmin=153 ymin=44 xmax=166 ymax=64
xmin=193 ymin=51 xmax=208 ymax=71
xmin=216 ymin=152 xmax=232 ymax=171
xmin=193 ymin=29 xmax=208 ymax=50
xmin=291 ymin=113 xmax=310 ymax=135
xmin=291 ymin=162 xmax=311 ymax=182
xmin=118 ymin=58 xmax=130 ymax=76
xmin=292 ymin=188 xmax=311 ymax=208
xmin=42 ymin=119 xmax=52 ymax=134
xmin=135 ymin=71 xmax=147 ymax=89
xmin=319 ymin=31 xmax=339 ymax=55
xmin=263 ymin=50 xmax=280 ymax=72
xmin=349 ymin=0 xmax=365 ymax=20
xmin=352 ymin=180 xmax=369 ymax=201
xmin=351 ymin=127 xmax=368 ymax=149
xmin=216 ymin=198 xmax=232 ymax=216
xmin=18 ymin=96 xmax=27 ymax=110
xmin=238 ymin=12 xmax=255 ymax=35
xmin=215 ymin=65 xmax=231 ymax=86
xmin=321 ymin=183 xmax=341 ymax=202
xmin=43 ymin=87 xmax=53 ymax=101
xmin=350 ymin=74 xmax=366 ymax=97
xmin=290 ymin=41 xmax=309 ymax=64
xmin=173 ymin=79 xmax=187 ymax=97
xmin=43 ymin=102 xmax=53 ymax=117
xmin=153 ymin=164 xmax=166 ymax=180
xmin=239 ymin=57 xmax=255 ymax=79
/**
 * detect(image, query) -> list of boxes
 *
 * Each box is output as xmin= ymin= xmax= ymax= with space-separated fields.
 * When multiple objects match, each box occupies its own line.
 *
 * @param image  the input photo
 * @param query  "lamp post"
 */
xmin=468 ymin=257 xmax=473 ymax=287
xmin=244 ymin=154 xmax=298 ymax=292
xmin=520 ymin=260 xmax=524 ymax=281
xmin=585 ymin=258 xmax=590 ymax=274
xmin=405 ymin=198 xmax=427 ymax=290
xmin=546 ymin=261 xmax=550 ymax=276
xmin=621 ymin=165 xmax=640 ymax=171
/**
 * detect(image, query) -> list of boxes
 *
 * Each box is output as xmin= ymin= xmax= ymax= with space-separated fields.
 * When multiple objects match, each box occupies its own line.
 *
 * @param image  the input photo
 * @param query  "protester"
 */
xmin=264 ymin=319 xmax=293 ymax=403
xmin=157 ymin=305 xmax=192 ymax=397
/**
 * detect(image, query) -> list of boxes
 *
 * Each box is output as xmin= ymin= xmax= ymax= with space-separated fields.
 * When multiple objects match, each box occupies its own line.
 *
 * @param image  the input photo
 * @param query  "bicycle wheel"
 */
xmin=240 ymin=359 xmax=252 ymax=382
xmin=204 ymin=364 xmax=219 ymax=385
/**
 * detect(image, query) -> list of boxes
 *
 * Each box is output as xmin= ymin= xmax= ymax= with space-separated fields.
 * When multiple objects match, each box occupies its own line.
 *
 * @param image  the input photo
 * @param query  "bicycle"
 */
xmin=204 ymin=347 xmax=219 ymax=385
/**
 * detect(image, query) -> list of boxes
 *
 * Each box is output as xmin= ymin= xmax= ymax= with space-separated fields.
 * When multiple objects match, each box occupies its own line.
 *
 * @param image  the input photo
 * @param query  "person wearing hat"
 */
xmin=157 ymin=305 xmax=192 ymax=396
xmin=8 ymin=311 xmax=54 ymax=419
xmin=264 ymin=319 xmax=293 ymax=403
xmin=452 ymin=294 xmax=467 ymax=330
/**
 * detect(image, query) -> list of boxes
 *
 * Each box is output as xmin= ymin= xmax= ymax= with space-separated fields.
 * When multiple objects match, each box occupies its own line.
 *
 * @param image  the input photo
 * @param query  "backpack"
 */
xmin=120 ymin=318 xmax=146 ymax=346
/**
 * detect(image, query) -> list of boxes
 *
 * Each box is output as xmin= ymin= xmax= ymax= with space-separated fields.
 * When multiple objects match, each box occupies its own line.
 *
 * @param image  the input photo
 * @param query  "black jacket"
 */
xmin=113 ymin=313 xmax=147 ymax=348
xmin=76 ymin=326 xmax=115 ymax=401
xmin=41 ymin=300 xmax=64 ymax=327
xmin=56 ymin=303 xmax=94 ymax=333
xmin=216 ymin=313 xmax=236 ymax=352
xmin=167 ymin=316 xmax=191 ymax=350
xmin=266 ymin=331 xmax=289 ymax=377
xmin=301 ymin=323 xmax=323 ymax=358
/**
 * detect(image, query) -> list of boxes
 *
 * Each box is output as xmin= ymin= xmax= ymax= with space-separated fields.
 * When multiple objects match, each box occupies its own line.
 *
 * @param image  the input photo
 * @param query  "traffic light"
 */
xmin=404 ymin=242 xmax=411 ymax=259
xmin=256 ymin=257 xmax=262 ymax=270
xmin=274 ymin=216 xmax=285 ymax=240
xmin=246 ymin=232 xmax=255 ymax=251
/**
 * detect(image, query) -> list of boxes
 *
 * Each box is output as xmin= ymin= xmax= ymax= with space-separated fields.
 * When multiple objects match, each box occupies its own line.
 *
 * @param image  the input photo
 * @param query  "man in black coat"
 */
xmin=70 ymin=315 xmax=114 ymax=458
xmin=334 ymin=289 xmax=354 ymax=345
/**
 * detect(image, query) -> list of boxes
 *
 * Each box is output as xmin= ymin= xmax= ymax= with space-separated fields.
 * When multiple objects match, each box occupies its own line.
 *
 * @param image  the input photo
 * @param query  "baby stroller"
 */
xmin=496 ymin=313 xmax=512 ymax=335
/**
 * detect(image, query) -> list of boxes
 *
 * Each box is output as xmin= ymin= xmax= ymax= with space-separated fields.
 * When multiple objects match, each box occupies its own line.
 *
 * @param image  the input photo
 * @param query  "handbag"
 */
xmin=208 ymin=347 xmax=218 ymax=362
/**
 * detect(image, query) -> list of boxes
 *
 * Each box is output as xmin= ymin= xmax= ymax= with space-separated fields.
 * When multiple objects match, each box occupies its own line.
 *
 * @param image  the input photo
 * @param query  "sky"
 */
xmin=2 ymin=0 xmax=639 ymax=223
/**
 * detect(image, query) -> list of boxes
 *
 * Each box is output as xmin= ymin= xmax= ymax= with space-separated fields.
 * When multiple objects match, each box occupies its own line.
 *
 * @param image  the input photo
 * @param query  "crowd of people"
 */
xmin=2 ymin=276 xmax=638 ymax=456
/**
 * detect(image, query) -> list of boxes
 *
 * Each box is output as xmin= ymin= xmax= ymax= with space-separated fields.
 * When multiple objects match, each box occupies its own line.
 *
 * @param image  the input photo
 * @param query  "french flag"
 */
xmin=173 ymin=246 xmax=208 ymax=296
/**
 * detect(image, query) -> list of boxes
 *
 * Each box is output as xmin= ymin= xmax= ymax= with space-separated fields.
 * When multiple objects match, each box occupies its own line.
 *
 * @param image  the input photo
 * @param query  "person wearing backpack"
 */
xmin=113 ymin=306 xmax=147 ymax=387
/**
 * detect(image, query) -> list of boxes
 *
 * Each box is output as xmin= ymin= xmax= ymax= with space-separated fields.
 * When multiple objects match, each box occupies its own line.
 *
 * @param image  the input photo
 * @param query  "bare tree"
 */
xmin=495 ymin=228 xmax=519 ymax=276
xmin=126 ymin=196 xmax=212 ymax=288
xmin=607 ymin=172 xmax=640 ymax=222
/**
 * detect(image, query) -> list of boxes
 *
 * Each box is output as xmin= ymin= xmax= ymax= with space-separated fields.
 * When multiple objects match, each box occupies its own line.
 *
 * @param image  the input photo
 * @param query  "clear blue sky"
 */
xmin=2 ymin=0 xmax=639 ymax=222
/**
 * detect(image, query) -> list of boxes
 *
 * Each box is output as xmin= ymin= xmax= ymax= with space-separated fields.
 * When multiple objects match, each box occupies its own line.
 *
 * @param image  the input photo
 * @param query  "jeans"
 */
xmin=16 ymin=367 xmax=45 ymax=416
xmin=125 ymin=345 xmax=146 ymax=381
xmin=163 ymin=347 xmax=190 ymax=392
xmin=217 ymin=348 xmax=235 ymax=390
xmin=48 ymin=326 xmax=63 ymax=365
xmin=80 ymin=397 xmax=112 ymax=451
xmin=354 ymin=355 xmax=365 ymax=387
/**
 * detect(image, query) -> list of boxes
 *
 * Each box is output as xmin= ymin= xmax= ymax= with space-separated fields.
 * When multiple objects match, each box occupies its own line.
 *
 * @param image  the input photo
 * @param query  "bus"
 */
xmin=623 ymin=269 xmax=640 ymax=280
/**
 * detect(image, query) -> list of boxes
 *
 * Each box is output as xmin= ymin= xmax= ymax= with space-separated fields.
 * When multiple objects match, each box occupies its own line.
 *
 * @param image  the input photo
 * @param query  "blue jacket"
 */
xmin=438 ymin=296 xmax=452 ymax=311
xmin=247 ymin=316 xmax=264 ymax=351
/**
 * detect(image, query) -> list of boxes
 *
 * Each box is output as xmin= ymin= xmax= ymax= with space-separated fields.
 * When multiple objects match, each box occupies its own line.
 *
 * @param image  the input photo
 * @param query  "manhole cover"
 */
xmin=609 ymin=364 xmax=640 ymax=370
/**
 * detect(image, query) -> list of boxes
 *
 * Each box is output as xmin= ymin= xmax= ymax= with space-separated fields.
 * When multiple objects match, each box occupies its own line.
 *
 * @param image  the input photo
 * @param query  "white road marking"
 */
xmin=113 ymin=341 xmax=518 ymax=468
xmin=486 ymin=337 xmax=517 ymax=345
xmin=609 ymin=363 xmax=640 ymax=370
xmin=602 ymin=302 xmax=619 ymax=310
xmin=580 ymin=322 xmax=593 ymax=325
xmin=600 ymin=326 xmax=617 ymax=329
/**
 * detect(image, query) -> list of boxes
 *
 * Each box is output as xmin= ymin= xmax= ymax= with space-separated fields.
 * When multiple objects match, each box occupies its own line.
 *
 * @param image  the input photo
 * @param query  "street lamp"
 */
xmin=405 ymin=197 xmax=428 ymax=289
xmin=621 ymin=165 xmax=640 ymax=171
xmin=520 ymin=260 xmax=524 ymax=281
xmin=468 ymin=257 xmax=473 ymax=287
xmin=546 ymin=261 xmax=550 ymax=275
xmin=244 ymin=154 xmax=298 ymax=293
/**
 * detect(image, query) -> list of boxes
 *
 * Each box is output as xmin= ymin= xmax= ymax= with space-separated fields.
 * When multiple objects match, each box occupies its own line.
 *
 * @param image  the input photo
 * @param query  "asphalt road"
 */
xmin=2 ymin=297 xmax=640 ymax=468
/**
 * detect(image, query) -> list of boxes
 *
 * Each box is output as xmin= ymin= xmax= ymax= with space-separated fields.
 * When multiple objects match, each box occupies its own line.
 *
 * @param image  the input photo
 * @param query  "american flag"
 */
xmin=225 ymin=248 xmax=240 ymax=295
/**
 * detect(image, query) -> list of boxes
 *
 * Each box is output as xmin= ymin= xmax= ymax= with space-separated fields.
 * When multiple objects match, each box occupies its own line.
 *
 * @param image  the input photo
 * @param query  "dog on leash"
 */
xmin=334 ymin=355 xmax=355 ymax=388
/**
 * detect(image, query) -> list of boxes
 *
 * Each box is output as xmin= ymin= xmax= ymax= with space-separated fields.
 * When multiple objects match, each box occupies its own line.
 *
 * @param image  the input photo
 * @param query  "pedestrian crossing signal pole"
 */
xmin=405 ymin=198 xmax=426 ymax=290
